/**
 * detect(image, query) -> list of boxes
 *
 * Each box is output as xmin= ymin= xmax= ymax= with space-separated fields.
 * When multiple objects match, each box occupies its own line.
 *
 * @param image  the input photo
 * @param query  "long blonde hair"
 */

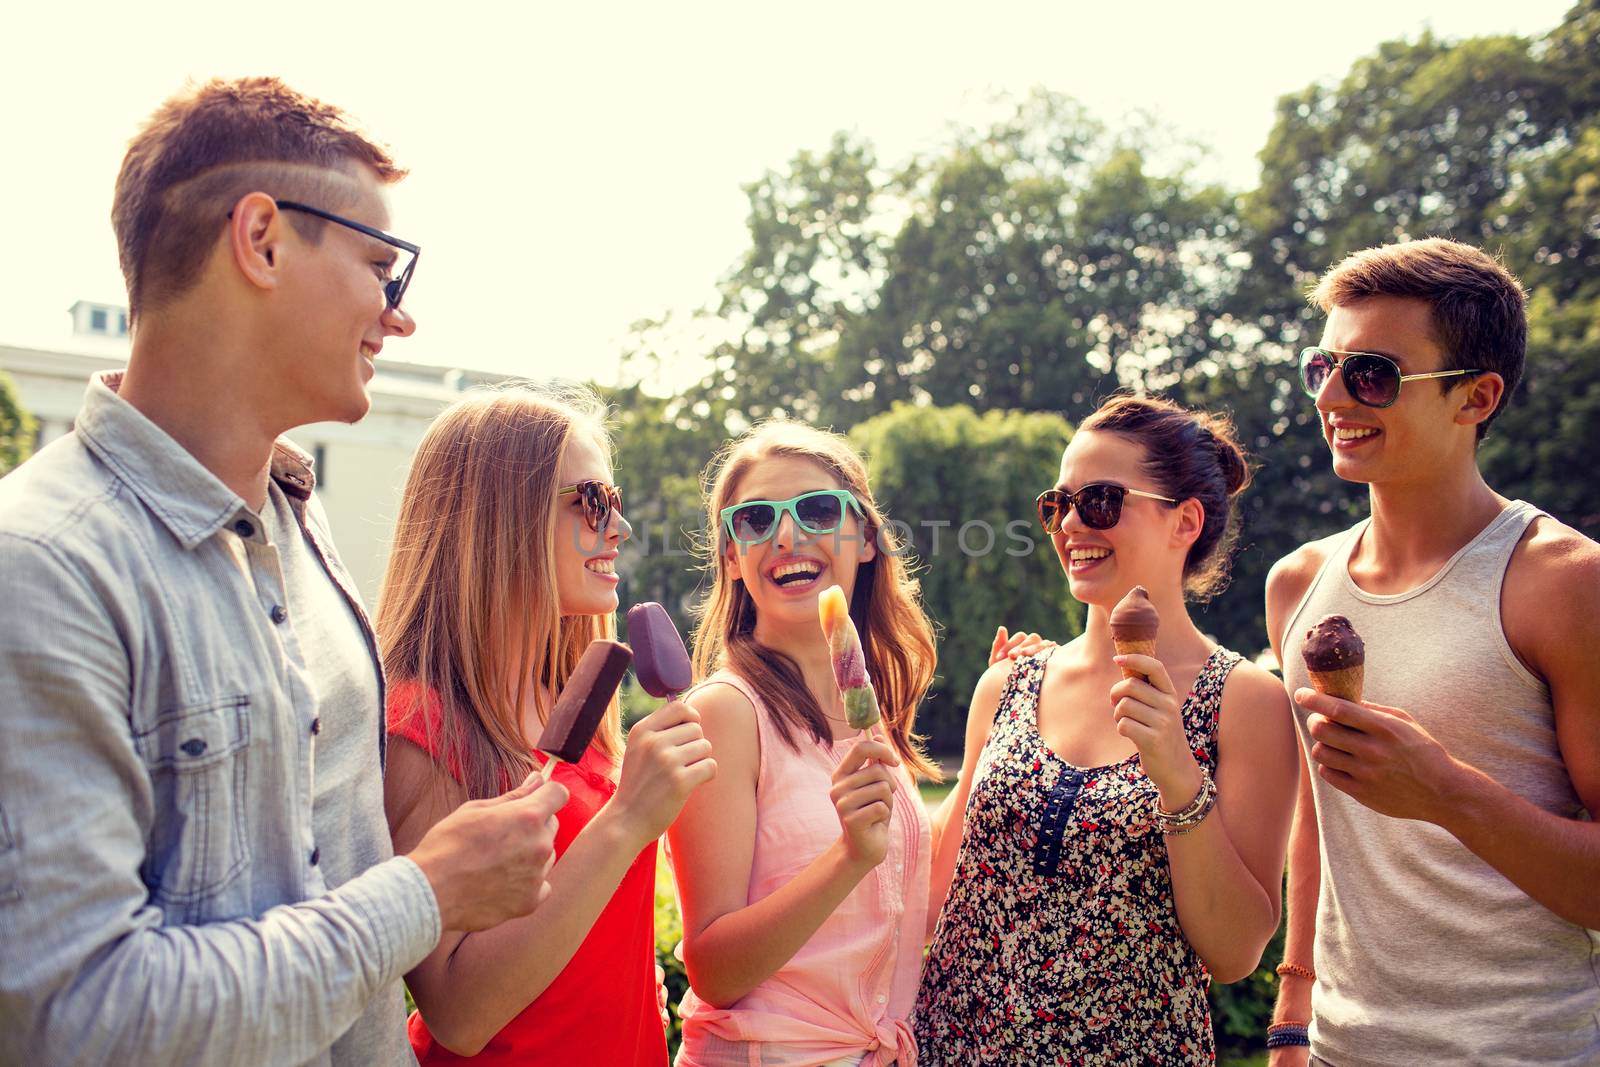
xmin=693 ymin=420 xmax=941 ymax=781
xmin=377 ymin=385 xmax=621 ymax=800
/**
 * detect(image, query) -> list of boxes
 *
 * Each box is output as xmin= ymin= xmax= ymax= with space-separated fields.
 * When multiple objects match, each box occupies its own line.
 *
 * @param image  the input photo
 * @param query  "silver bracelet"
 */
xmin=1153 ymin=770 xmax=1217 ymax=834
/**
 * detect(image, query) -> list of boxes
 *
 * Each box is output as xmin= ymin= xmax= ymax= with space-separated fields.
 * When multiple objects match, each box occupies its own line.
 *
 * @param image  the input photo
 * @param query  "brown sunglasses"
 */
xmin=558 ymin=480 xmax=623 ymax=532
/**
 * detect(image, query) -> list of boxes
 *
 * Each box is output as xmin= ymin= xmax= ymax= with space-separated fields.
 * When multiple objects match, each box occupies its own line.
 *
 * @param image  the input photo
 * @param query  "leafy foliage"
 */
xmin=0 ymin=370 xmax=34 ymax=477
xmin=849 ymin=402 xmax=1084 ymax=743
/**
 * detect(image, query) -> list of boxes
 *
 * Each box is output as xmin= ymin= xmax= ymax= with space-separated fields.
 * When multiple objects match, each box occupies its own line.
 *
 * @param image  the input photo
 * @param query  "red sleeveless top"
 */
xmin=388 ymin=682 xmax=666 ymax=1066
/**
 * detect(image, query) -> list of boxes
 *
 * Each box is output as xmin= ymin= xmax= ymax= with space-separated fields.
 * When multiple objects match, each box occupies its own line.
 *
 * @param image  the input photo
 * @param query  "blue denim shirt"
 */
xmin=0 ymin=372 xmax=440 ymax=1065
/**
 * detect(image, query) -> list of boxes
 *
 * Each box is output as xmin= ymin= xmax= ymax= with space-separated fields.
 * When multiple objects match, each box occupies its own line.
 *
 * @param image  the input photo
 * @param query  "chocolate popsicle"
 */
xmin=627 ymin=602 xmax=693 ymax=699
xmin=1302 ymin=614 xmax=1365 ymax=702
xmin=1110 ymin=585 xmax=1160 ymax=681
xmin=538 ymin=639 xmax=633 ymax=780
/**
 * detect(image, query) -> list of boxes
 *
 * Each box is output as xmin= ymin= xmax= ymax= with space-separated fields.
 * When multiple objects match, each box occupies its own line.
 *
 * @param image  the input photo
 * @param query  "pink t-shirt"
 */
xmin=674 ymin=671 xmax=931 ymax=1067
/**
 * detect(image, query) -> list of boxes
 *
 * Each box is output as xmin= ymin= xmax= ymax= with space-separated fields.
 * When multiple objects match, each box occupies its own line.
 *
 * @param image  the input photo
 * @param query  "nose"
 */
xmin=1313 ymin=359 xmax=1353 ymax=414
xmin=772 ymin=511 xmax=801 ymax=552
xmin=1054 ymin=495 xmax=1088 ymax=536
xmin=607 ymin=512 xmax=632 ymax=546
xmin=383 ymin=302 xmax=417 ymax=338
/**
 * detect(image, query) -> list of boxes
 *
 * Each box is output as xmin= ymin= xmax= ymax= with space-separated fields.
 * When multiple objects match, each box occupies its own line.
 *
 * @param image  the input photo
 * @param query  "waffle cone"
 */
xmin=1308 ymin=664 xmax=1364 ymax=703
xmin=1112 ymin=637 xmax=1158 ymax=680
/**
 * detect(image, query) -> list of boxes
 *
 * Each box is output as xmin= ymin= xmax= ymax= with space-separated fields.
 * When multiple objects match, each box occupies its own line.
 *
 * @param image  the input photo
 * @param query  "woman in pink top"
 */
xmin=667 ymin=420 xmax=944 ymax=1067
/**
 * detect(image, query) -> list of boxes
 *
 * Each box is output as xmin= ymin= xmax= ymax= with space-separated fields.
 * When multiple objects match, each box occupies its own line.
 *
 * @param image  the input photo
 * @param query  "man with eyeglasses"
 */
xmin=0 ymin=78 xmax=568 ymax=1065
xmin=1262 ymin=238 xmax=1600 ymax=1065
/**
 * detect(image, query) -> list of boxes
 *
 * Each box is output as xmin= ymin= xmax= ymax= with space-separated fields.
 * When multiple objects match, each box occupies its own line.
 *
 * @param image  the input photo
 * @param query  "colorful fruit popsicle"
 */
xmin=1110 ymin=585 xmax=1159 ymax=681
xmin=818 ymin=585 xmax=880 ymax=732
xmin=538 ymin=639 xmax=633 ymax=779
xmin=1302 ymin=614 xmax=1365 ymax=702
xmin=627 ymin=601 xmax=692 ymax=699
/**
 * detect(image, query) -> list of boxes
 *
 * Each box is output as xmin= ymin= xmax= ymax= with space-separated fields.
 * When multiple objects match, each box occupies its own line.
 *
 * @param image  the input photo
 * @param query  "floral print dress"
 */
xmin=914 ymin=646 xmax=1240 ymax=1066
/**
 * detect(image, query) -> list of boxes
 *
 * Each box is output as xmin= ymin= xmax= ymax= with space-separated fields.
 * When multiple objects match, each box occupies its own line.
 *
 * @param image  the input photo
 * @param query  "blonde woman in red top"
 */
xmin=379 ymin=386 xmax=716 ymax=1064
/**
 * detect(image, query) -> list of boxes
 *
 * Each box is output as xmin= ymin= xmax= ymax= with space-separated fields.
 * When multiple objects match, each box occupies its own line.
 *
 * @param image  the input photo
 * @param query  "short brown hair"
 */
xmin=1309 ymin=238 xmax=1526 ymax=440
xmin=1079 ymin=393 xmax=1254 ymax=600
xmin=113 ymin=77 xmax=405 ymax=319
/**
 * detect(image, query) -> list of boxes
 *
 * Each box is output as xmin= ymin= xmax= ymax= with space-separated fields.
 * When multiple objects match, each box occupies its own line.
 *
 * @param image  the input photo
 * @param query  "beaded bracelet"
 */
xmin=1265 ymin=1021 xmax=1310 ymax=1048
xmin=1275 ymin=961 xmax=1316 ymax=981
xmin=1153 ymin=770 xmax=1217 ymax=835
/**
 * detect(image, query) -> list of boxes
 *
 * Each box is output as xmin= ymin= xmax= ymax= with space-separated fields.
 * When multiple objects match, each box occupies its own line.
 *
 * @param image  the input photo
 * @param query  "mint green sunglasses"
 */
xmin=721 ymin=489 xmax=865 ymax=545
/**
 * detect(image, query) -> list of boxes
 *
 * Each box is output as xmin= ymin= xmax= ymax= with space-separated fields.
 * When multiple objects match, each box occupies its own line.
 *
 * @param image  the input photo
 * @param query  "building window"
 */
xmin=313 ymin=444 xmax=328 ymax=489
xmin=117 ymin=312 xmax=128 ymax=336
xmin=90 ymin=309 xmax=107 ymax=333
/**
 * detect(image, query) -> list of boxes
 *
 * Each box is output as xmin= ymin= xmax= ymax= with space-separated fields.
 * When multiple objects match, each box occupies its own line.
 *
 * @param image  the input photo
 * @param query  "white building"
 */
xmin=1 ymin=304 xmax=511 ymax=604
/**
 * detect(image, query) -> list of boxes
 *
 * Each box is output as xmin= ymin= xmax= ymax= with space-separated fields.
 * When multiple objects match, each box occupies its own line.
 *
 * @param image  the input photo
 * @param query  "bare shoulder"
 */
xmin=1266 ymin=532 xmax=1343 ymax=600
xmin=1265 ymin=531 xmax=1346 ymax=652
xmin=684 ymin=679 xmax=760 ymax=776
xmin=1503 ymin=516 xmax=1600 ymax=671
xmin=384 ymin=737 xmax=468 ymax=851
xmin=972 ymin=657 xmax=1018 ymax=712
xmin=1219 ymin=657 xmax=1294 ymax=725
xmin=685 ymin=679 xmax=759 ymax=736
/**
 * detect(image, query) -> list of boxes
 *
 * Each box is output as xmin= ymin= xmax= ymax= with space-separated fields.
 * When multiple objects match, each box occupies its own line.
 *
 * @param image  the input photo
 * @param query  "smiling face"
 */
xmin=722 ymin=455 xmax=877 ymax=642
xmin=553 ymin=430 xmax=630 ymax=617
xmin=273 ymin=166 xmax=416 ymax=426
xmin=1050 ymin=430 xmax=1192 ymax=608
xmin=1315 ymin=295 xmax=1482 ymax=489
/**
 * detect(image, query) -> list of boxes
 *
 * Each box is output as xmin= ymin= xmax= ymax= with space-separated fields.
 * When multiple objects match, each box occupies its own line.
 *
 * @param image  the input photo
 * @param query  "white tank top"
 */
xmin=1281 ymin=500 xmax=1600 ymax=1065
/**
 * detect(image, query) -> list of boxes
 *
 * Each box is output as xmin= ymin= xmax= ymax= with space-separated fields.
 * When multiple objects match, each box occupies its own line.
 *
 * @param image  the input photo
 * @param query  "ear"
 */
xmin=229 ymin=192 xmax=284 ymax=295
xmin=1454 ymin=372 xmax=1505 ymax=430
xmin=722 ymin=534 xmax=744 ymax=582
xmin=1171 ymin=498 xmax=1204 ymax=554
xmin=860 ymin=522 xmax=879 ymax=565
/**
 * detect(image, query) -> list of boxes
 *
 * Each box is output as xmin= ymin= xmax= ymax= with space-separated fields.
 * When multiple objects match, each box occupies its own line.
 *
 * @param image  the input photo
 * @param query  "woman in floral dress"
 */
xmin=915 ymin=395 xmax=1300 ymax=1065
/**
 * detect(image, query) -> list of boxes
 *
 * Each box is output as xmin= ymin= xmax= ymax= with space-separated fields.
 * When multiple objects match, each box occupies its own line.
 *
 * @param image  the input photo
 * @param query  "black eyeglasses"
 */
xmin=1036 ymin=483 xmax=1177 ymax=533
xmin=1299 ymin=347 xmax=1480 ymax=409
xmin=276 ymin=200 xmax=420 ymax=309
xmin=559 ymin=480 xmax=623 ymax=533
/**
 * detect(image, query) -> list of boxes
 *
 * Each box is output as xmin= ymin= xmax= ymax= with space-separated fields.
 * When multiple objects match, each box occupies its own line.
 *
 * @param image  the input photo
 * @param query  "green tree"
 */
xmin=1480 ymin=2 xmax=1600 ymax=534
xmin=0 ymin=370 xmax=35 ymax=477
xmin=839 ymin=101 xmax=1240 ymax=421
xmin=689 ymin=131 xmax=890 ymax=425
xmin=604 ymin=381 xmax=733 ymax=626
xmin=850 ymin=402 xmax=1084 ymax=749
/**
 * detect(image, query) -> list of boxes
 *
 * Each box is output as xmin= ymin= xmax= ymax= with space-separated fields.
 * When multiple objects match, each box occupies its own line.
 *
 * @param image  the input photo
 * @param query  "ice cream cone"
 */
xmin=1301 ymin=615 xmax=1365 ymax=703
xmin=1112 ymin=637 xmax=1157 ymax=681
xmin=1308 ymin=664 xmax=1364 ymax=703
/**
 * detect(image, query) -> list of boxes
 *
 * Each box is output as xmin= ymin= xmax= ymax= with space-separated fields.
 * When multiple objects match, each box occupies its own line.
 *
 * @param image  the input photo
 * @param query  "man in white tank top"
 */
xmin=1262 ymin=238 xmax=1600 ymax=1066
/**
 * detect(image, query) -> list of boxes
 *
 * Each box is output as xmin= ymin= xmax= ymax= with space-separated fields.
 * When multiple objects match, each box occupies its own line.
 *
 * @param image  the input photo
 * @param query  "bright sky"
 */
xmin=0 ymin=0 xmax=1574 ymax=387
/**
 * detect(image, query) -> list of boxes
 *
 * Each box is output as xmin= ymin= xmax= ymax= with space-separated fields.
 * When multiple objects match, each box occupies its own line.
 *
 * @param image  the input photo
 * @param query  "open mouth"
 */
xmin=1333 ymin=426 xmax=1380 ymax=443
xmin=1067 ymin=546 xmax=1112 ymax=571
xmin=768 ymin=559 xmax=824 ymax=589
xmin=585 ymin=557 xmax=616 ymax=576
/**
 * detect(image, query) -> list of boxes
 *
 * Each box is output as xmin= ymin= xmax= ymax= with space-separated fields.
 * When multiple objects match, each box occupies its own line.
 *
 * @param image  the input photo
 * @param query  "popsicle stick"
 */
xmin=539 ymin=756 xmax=557 ymax=782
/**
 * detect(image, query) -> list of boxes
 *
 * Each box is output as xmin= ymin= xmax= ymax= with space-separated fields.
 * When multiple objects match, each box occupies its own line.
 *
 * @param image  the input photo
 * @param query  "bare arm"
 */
xmin=667 ymin=683 xmax=896 ymax=1008
xmin=1264 ymin=545 xmax=1327 ymax=1065
xmin=925 ymin=659 xmax=1012 ymax=936
xmin=392 ymin=702 xmax=715 ymax=1056
xmin=1139 ymin=662 xmax=1298 ymax=982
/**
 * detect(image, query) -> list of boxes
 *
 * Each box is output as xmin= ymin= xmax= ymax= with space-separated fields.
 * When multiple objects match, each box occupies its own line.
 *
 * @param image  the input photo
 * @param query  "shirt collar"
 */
xmin=75 ymin=370 xmax=319 ymax=550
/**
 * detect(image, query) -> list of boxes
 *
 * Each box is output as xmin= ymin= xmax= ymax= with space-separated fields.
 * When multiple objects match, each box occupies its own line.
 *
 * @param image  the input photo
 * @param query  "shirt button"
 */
xmin=310 ymin=717 xmax=322 ymax=736
xmin=309 ymin=847 xmax=320 ymax=867
xmin=270 ymin=604 xmax=288 ymax=625
xmin=234 ymin=519 xmax=254 ymax=538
